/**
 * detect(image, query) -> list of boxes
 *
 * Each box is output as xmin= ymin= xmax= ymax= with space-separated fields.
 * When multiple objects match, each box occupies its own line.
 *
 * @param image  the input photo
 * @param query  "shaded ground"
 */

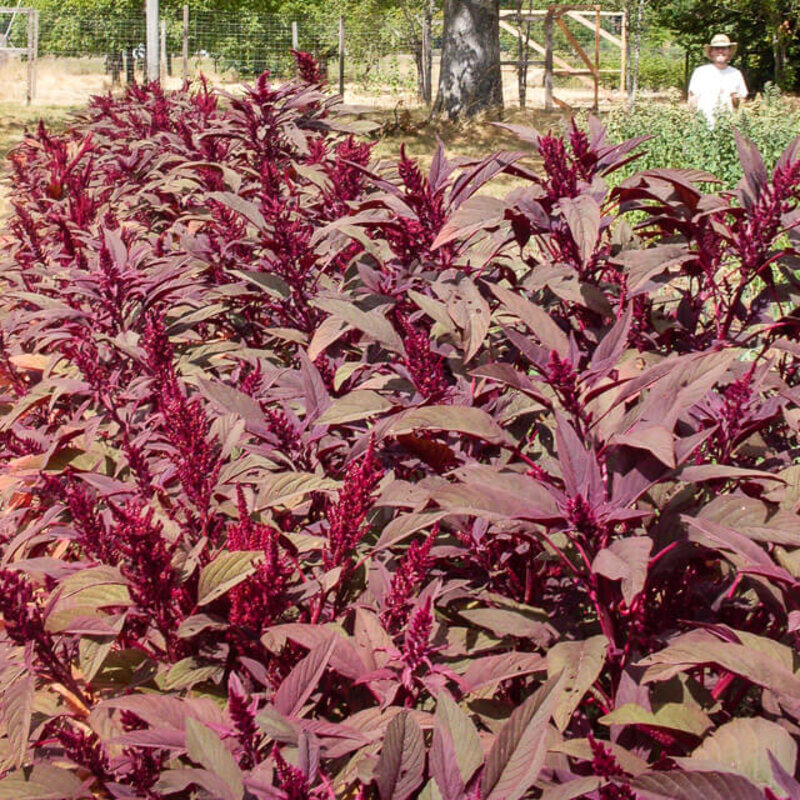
xmin=369 ymin=105 xmax=567 ymax=196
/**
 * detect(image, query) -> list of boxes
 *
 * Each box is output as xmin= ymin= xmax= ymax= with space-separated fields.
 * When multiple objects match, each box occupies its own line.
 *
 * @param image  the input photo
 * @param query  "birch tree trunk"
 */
xmin=770 ymin=9 xmax=786 ymax=85
xmin=627 ymin=0 xmax=645 ymax=109
xmin=433 ymin=0 xmax=503 ymax=119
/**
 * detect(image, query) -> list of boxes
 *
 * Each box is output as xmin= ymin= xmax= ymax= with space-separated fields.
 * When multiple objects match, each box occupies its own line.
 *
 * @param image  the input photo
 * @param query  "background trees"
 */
xmin=653 ymin=0 xmax=800 ymax=90
xmin=19 ymin=0 xmax=800 ymax=107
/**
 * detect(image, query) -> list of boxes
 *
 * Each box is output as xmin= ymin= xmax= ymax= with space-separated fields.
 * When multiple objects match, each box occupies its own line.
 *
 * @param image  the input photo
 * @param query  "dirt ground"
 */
xmin=0 ymin=52 xmax=628 ymax=108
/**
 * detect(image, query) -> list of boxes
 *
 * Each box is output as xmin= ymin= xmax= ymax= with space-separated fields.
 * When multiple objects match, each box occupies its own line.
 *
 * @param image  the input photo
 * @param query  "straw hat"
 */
xmin=704 ymin=33 xmax=737 ymax=58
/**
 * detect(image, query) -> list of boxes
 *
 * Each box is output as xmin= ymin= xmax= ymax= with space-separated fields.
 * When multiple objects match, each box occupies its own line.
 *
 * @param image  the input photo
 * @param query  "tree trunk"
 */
xmin=772 ymin=29 xmax=785 ymax=85
xmin=516 ymin=0 xmax=532 ymax=108
xmin=414 ymin=40 xmax=425 ymax=99
xmin=433 ymin=0 xmax=503 ymax=120
xmin=775 ymin=37 xmax=785 ymax=86
xmin=765 ymin=6 xmax=784 ymax=86
xmin=627 ymin=0 xmax=645 ymax=109
xmin=423 ymin=0 xmax=433 ymax=105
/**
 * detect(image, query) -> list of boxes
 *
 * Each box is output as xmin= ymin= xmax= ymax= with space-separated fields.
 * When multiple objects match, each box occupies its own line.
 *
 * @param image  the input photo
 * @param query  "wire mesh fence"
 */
xmin=0 ymin=5 xmax=685 ymax=109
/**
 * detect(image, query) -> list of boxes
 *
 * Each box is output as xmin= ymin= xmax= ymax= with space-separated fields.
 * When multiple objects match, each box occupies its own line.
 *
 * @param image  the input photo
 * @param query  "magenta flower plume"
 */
xmin=396 ymin=312 xmax=448 ymax=400
xmin=402 ymin=595 xmax=434 ymax=674
xmin=272 ymin=744 xmax=311 ymax=800
xmin=226 ymin=485 xmax=291 ymax=633
xmin=588 ymin=735 xmax=635 ymax=800
xmin=382 ymin=528 xmax=436 ymax=632
xmin=291 ymin=49 xmax=323 ymax=85
xmin=324 ymin=439 xmax=384 ymax=568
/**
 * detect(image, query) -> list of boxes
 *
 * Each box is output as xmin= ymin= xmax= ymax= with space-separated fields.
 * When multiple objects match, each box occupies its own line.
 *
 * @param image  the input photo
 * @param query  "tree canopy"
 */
xmin=22 ymin=0 xmax=800 ymax=93
xmin=653 ymin=0 xmax=800 ymax=89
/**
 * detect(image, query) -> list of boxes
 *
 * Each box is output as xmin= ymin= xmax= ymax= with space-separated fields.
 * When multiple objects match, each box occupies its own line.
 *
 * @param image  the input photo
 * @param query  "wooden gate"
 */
xmin=499 ymin=4 xmax=627 ymax=111
xmin=0 ymin=6 xmax=38 ymax=104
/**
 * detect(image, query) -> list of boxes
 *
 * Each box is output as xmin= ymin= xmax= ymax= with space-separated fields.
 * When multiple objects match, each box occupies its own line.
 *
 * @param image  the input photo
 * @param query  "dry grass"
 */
xmin=0 ymin=103 xmax=76 ymax=220
xmin=368 ymin=106 xmax=567 ymax=197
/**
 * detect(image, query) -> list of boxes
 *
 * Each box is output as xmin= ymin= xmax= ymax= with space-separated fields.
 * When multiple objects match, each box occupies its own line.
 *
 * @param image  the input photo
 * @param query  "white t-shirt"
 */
xmin=688 ymin=63 xmax=748 ymax=125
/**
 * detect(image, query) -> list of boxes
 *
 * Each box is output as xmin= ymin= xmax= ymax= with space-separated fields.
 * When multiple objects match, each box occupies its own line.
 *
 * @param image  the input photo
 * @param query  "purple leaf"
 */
xmin=481 ymin=673 xmax=565 ymax=800
xmin=559 ymin=195 xmax=601 ymax=263
xmin=0 ymin=765 xmax=84 ymax=799
xmin=3 ymin=675 xmax=33 ymax=768
xmin=374 ymin=711 xmax=426 ymax=800
xmin=592 ymin=537 xmax=652 ymax=605
xmin=489 ymin=283 xmax=570 ymax=359
xmin=632 ymin=770 xmax=765 ymax=800
xmin=462 ymin=652 xmax=547 ymax=693
xmin=185 ymin=718 xmax=244 ymax=800
xmin=735 ymin=130 xmax=768 ymax=210
xmin=273 ymin=636 xmax=337 ymax=718
xmin=555 ymin=413 xmax=604 ymax=505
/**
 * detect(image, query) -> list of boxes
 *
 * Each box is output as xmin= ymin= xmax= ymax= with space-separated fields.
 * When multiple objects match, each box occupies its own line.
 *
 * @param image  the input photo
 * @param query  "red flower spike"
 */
xmin=545 ymin=349 xmax=580 ymax=416
xmin=382 ymin=527 xmax=436 ymax=632
xmin=53 ymin=722 xmax=110 ymax=781
xmin=396 ymin=312 xmax=449 ymax=400
xmin=402 ymin=595 xmax=434 ymax=673
xmin=273 ymin=744 xmax=311 ymax=800
xmin=588 ymin=734 xmax=636 ymax=800
xmin=324 ymin=439 xmax=384 ymax=568
xmin=228 ymin=673 xmax=260 ymax=769
xmin=0 ymin=568 xmax=51 ymax=651
xmin=226 ymin=486 xmax=290 ymax=634
xmin=291 ymin=50 xmax=323 ymax=85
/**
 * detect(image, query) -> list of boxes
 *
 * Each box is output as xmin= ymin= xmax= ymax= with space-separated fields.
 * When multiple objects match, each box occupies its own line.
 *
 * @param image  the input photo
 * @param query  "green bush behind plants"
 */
xmin=601 ymin=85 xmax=800 ymax=188
xmin=635 ymin=51 xmax=686 ymax=90
xmin=599 ymin=50 xmax=686 ymax=91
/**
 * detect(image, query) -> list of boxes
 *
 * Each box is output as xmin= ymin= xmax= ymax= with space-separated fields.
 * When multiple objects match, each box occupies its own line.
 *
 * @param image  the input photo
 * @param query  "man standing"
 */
xmin=688 ymin=33 xmax=748 ymax=125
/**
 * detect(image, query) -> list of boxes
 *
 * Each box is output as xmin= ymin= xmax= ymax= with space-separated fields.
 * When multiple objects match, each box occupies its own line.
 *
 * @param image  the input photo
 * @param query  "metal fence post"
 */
xmin=544 ymin=9 xmax=553 ymax=111
xmin=182 ymin=4 xmax=189 ymax=82
xmin=292 ymin=20 xmax=298 ymax=51
xmin=338 ymin=15 xmax=345 ymax=97
xmin=160 ymin=19 xmax=166 ymax=83
xmin=146 ymin=0 xmax=159 ymax=82
xmin=25 ymin=8 xmax=33 ymax=104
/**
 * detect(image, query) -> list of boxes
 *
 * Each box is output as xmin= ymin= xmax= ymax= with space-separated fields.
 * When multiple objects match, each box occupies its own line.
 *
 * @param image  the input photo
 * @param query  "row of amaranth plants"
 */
xmin=2 ymin=54 xmax=800 ymax=799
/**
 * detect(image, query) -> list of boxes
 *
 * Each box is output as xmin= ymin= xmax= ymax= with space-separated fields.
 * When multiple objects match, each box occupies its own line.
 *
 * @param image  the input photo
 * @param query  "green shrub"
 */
xmin=597 ymin=48 xmax=686 ymax=92
xmin=601 ymin=86 xmax=800 ymax=188
xmin=634 ymin=51 xmax=685 ymax=90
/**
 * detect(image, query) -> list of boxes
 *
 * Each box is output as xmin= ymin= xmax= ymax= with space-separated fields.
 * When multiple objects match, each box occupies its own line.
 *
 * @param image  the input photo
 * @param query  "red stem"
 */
xmin=711 ymin=670 xmax=736 ymax=701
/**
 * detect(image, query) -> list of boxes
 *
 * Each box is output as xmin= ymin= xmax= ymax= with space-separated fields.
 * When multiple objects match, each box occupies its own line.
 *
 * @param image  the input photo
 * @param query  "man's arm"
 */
xmin=731 ymin=70 xmax=748 ymax=108
xmin=736 ymin=71 xmax=748 ymax=99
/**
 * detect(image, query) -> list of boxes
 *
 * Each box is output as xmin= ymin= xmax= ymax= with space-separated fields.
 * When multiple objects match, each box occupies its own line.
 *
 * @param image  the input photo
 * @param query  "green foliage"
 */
xmin=602 ymin=88 xmax=800 ymax=188
xmin=653 ymin=0 xmax=800 ymax=92
xmin=31 ymin=0 xmax=144 ymax=54
xmin=29 ymin=0 xmax=426 ymax=82
xmin=635 ymin=50 xmax=686 ymax=90
xmin=599 ymin=48 xmax=686 ymax=91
